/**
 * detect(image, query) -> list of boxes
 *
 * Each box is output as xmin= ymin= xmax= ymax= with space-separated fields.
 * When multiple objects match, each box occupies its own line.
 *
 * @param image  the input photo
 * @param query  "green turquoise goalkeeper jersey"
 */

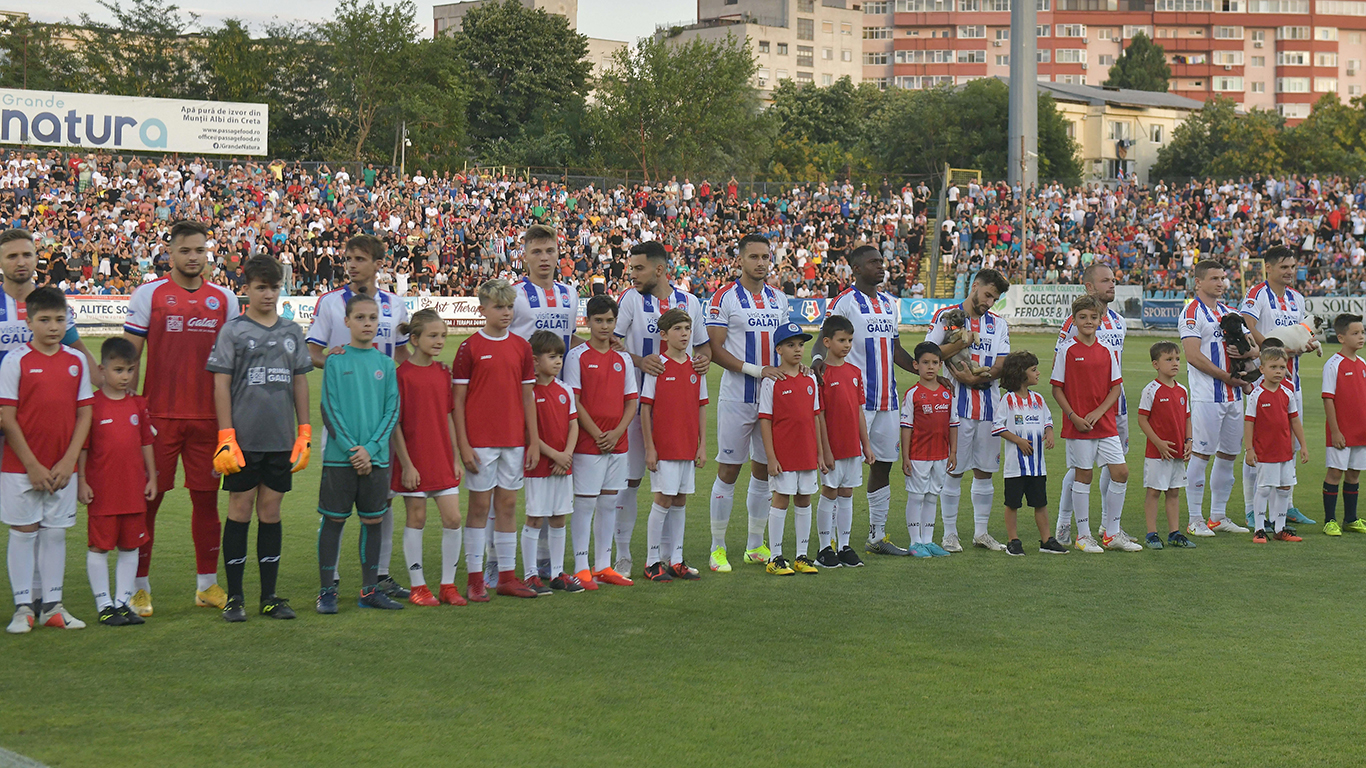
xmin=321 ymin=345 xmax=399 ymax=468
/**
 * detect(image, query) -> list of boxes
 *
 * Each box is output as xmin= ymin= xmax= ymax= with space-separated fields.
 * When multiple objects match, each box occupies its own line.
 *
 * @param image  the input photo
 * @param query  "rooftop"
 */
xmin=988 ymin=76 xmax=1207 ymax=111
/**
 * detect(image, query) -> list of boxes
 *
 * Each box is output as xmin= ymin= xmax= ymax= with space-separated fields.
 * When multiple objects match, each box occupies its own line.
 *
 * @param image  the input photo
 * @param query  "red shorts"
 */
xmin=88 ymin=513 xmax=149 ymax=551
xmin=152 ymin=417 xmax=219 ymax=493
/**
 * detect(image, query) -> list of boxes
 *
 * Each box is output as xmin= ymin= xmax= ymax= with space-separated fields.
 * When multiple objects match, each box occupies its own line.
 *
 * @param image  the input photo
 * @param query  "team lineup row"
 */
xmin=2 ymin=222 xmax=1348 ymax=632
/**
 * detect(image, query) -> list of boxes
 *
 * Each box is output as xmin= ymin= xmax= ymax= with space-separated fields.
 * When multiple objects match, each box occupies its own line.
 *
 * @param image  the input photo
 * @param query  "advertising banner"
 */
xmin=1142 ymin=299 xmax=1186 ymax=329
xmin=901 ymin=298 xmax=959 ymax=325
xmin=0 ymin=89 xmax=268 ymax=155
xmin=1001 ymin=284 xmax=1143 ymax=327
xmin=788 ymin=298 xmax=827 ymax=327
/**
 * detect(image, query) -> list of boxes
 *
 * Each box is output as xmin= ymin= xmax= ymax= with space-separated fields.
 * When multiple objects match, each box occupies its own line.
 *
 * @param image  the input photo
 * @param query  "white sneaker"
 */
xmin=1209 ymin=517 xmax=1250 ymax=534
xmin=613 ymin=557 xmax=633 ymax=578
xmin=973 ymin=533 xmax=1007 ymax=552
xmin=1103 ymin=533 xmax=1144 ymax=552
xmin=1054 ymin=524 xmax=1073 ymax=546
xmin=6 ymin=605 xmax=34 ymax=634
xmin=37 ymin=603 xmax=85 ymax=630
xmin=941 ymin=532 xmax=963 ymax=553
xmin=1187 ymin=519 xmax=1217 ymax=537
xmin=1075 ymin=535 xmax=1105 ymax=553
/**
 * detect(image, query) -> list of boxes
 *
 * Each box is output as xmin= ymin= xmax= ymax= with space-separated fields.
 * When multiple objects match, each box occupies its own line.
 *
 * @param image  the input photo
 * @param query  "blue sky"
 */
xmin=6 ymin=0 xmax=697 ymax=41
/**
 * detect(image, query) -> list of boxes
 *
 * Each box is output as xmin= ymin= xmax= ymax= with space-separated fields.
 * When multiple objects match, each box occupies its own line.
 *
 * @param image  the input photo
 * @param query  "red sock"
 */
xmin=137 ymin=493 xmax=165 ymax=578
xmin=498 ymin=569 xmax=517 ymax=584
xmin=190 ymin=490 xmax=221 ymax=576
xmin=467 ymin=571 xmax=484 ymax=589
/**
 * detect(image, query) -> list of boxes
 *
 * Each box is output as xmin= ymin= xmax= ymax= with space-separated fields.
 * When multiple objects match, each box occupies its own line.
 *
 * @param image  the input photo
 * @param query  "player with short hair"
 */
xmin=205 ymin=255 xmax=312 ymax=622
xmin=1137 ymin=341 xmax=1195 ymax=549
xmin=814 ymin=314 xmax=872 ymax=568
xmin=1321 ymin=313 xmax=1366 ymax=536
xmin=525 ymin=330 xmax=582 ymax=593
xmin=993 ymin=351 xmax=1066 ymax=556
xmin=122 ymin=219 xmax=238 ymax=616
xmin=706 ymin=234 xmax=789 ymax=572
xmin=900 ymin=342 xmax=957 ymax=558
xmin=1244 ymin=346 xmax=1310 ymax=542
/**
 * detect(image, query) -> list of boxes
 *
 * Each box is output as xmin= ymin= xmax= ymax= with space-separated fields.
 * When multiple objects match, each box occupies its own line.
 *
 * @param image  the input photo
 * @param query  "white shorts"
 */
xmin=1326 ymin=445 xmax=1366 ymax=471
xmin=393 ymin=487 xmax=459 ymax=499
xmin=953 ymin=417 xmax=1000 ymax=475
xmin=867 ymin=409 xmax=900 ymax=463
xmin=715 ymin=399 xmax=768 ymax=465
xmin=572 ymin=452 xmax=628 ymax=496
xmin=905 ymin=458 xmax=949 ymax=496
xmin=771 ymin=469 xmax=819 ymax=496
xmin=822 ymin=456 xmax=864 ymax=489
xmin=1065 ymin=435 xmax=1126 ymax=469
xmin=1143 ymin=457 xmax=1187 ymax=492
xmin=524 ymin=475 xmax=573 ymax=517
xmin=1191 ymin=401 xmax=1244 ymax=456
xmin=0 ymin=472 xmax=78 ymax=529
xmin=650 ymin=460 xmax=696 ymax=496
xmin=626 ymin=412 xmax=646 ymax=481
xmin=1256 ymin=460 xmax=1295 ymax=487
xmin=466 ymin=447 xmax=525 ymax=493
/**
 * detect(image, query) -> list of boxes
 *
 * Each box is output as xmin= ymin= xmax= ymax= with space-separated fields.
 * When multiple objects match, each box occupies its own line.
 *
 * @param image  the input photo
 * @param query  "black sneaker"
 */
xmin=1038 ymin=537 xmax=1069 ymax=554
xmin=1006 ymin=538 xmax=1025 ymax=556
xmin=669 ymin=562 xmax=701 ymax=581
xmin=316 ymin=586 xmax=339 ymax=614
xmin=837 ymin=546 xmax=864 ymax=567
xmin=814 ymin=546 xmax=842 ymax=568
xmin=1166 ymin=532 xmax=1197 ymax=548
xmin=524 ymin=575 xmax=554 ymax=596
xmin=222 ymin=595 xmax=247 ymax=623
xmin=550 ymin=572 xmax=585 ymax=593
xmin=98 ymin=605 xmax=129 ymax=626
xmin=358 ymin=586 xmax=405 ymax=610
xmin=116 ymin=605 xmax=145 ymax=625
xmin=643 ymin=562 xmax=674 ymax=582
xmin=375 ymin=575 xmax=410 ymax=600
xmin=260 ymin=595 xmax=297 ymax=619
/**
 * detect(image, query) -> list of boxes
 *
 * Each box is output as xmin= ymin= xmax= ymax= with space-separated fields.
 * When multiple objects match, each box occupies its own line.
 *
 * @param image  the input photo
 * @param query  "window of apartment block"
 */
xmin=863 ymin=27 xmax=893 ymax=39
xmin=1058 ymin=74 xmax=1087 ymax=84
xmin=1124 ymin=25 xmax=1153 ymax=38
xmin=864 ymin=51 xmax=890 ymax=65
xmin=1316 ymin=77 xmax=1339 ymax=91
xmin=798 ymin=0 xmax=815 ymax=11
xmin=823 ymin=73 xmax=834 ymax=85
xmin=1276 ymin=51 xmax=1308 ymax=66
xmin=1251 ymin=56 xmax=1265 ymax=66
xmin=841 ymin=22 xmax=852 ymax=35
xmin=959 ymin=25 xmax=986 ymax=38
xmin=960 ymin=0 xmax=982 ymax=9
xmin=842 ymin=49 xmax=853 ymax=61
xmin=1277 ymin=26 xmax=1310 ymax=40
xmin=1156 ymin=0 xmax=1213 ymax=9
xmin=1278 ymin=103 xmax=1311 ymax=119
xmin=864 ymin=1 xmax=890 ymax=12
xmin=1276 ymin=76 xmax=1310 ymax=92
xmin=757 ymin=68 xmax=769 ymax=86
xmin=777 ymin=69 xmax=789 ymax=80
xmin=823 ymin=21 xmax=834 ymax=34
xmin=1098 ymin=54 xmax=1116 ymax=65
xmin=758 ymin=40 xmax=771 ymax=53
xmin=1037 ymin=49 xmax=1051 ymax=62
xmin=996 ymin=28 xmax=1010 ymax=40
xmin=1316 ymin=52 xmax=1339 ymax=67
xmin=1215 ymin=76 xmax=1244 ymax=90
xmin=1251 ymin=81 xmax=1266 ymax=92
xmin=797 ymin=71 xmax=814 ymax=82
xmin=1213 ymin=50 xmax=1244 ymax=65
xmin=1059 ymin=24 xmax=1086 ymax=37
xmin=1108 ymin=121 xmax=1132 ymax=140
xmin=1066 ymin=121 xmax=1076 ymax=138
xmin=1318 ymin=27 xmax=1339 ymax=41
xmin=823 ymin=47 xmax=833 ymax=60
xmin=1351 ymin=85 xmax=1363 ymax=96
xmin=1219 ymin=0 xmax=1242 ymax=8
xmin=871 ymin=77 xmax=889 ymax=89
xmin=1248 ymin=0 xmax=1309 ymax=10
xmin=957 ymin=50 xmax=987 ymax=63
xmin=1056 ymin=49 xmax=1087 ymax=63
xmin=798 ymin=18 xmax=814 ymax=40
xmin=1037 ymin=24 xmax=1050 ymax=37
xmin=797 ymin=46 xmax=814 ymax=66
xmin=1350 ymin=59 xmax=1362 ymax=74
xmin=990 ymin=0 xmax=1011 ymax=9
xmin=1251 ymin=30 xmax=1265 ymax=41
xmin=778 ymin=43 xmax=788 ymax=54
xmin=996 ymin=54 xmax=1010 ymax=65
xmin=1214 ymin=26 xmax=1243 ymax=39
xmin=1151 ymin=124 xmax=1163 ymax=142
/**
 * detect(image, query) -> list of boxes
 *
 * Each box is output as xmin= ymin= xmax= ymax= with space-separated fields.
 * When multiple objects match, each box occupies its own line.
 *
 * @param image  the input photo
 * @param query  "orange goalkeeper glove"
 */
xmin=213 ymin=429 xmax=245 ymax=476
xmin=290 ymin=424 xmax=312 ymax=473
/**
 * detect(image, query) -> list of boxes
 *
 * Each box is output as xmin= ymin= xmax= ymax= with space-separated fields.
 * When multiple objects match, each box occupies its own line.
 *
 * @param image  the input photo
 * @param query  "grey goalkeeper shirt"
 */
xmin=206 ymin=314 xmax=313 ymax=452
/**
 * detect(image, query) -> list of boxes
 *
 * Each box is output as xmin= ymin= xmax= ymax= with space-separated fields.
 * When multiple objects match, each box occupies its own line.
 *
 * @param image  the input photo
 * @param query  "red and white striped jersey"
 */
xmin=925 ymin=304 xmax=1010 ymax=422
xmin=615 ymin=285 xmax=707 ymax=387
xmin=827 ymin=286 xmax=902 ymax=412
xmin=1179 ymin=298 xmax=1241 ymax=404
xmin=509 ymin=278 xmax=578 ymax=353
xmin=706 ymin=280 xmax=788 ymax=404
xmin=1241 ymin=282 xmax=1307 ymax=392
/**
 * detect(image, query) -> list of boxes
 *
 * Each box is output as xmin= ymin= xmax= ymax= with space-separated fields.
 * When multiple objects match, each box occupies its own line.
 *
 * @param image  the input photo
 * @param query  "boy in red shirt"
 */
xmin=524 ymin=330 xmax=584 ymax=593
xmin=900 ymin=342 xmax=958 ymax=558
xmin=564 ymin=295 xmax=637 ymax=588
xmin=453 ymin=279 xmax=540 ymax=600
xmin=759 ymin=323 xmax=829 ymax=576
xmin=78 ymin=337 xmax=155 ymax=626
xmin=1244 ymin=346 xmax=1310 ymax=542
xmin=1051 ymin=295 xmax=1132 ymax=554
xmin=1322 ymin=313 xmax=1366 ymax=536
xmin=2 ymin=287 xmax=94 ymax=633
xmin=1137 ymin=341 xmax=1195 ymax=549
xmin=815 ymin=315 xmax=872 ymax=568
xmin=640 ymin=308 xmax=709 ymax=582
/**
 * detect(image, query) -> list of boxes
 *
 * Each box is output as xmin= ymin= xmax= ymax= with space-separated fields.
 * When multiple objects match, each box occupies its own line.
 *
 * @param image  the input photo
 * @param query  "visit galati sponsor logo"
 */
xmin=186 ymin=317 xmax=219 ymax=332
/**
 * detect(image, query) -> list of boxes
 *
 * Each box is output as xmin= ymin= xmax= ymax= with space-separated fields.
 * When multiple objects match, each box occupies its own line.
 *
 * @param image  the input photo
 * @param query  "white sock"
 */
xmin=868 ymin=485 xmax=892 ymax=541
xmin=464 ymin=526 xmax=486 ymax=574
xmin=646 ymin=503 xmax=668 ymax=565
xmin=1288 ymin=484 xmax=1296 ymax=512
xmin=37 ymin=527 xmax=65 ymax=605
xmin=1056 ymin=467 xmax=1077 ymax=530
xmin=1273 ymin=487 xmax=1291 ymax=532
xmin=135 ymin=576 xmax=150 ymax=593
xmin=1186 ymin=454 xmax=1209 ymax=523
xmin=793 ymin=505 xmax=812 ymax=558
xmin=836 ymin=495 xmax=853 ymax=549
xmin=547 ymin=526 xmax=566 ymax=577
xmin=1244 ymin=462 xmax=1258 ymax=516
xmin=87 ymin=551 xmax=112 ymax=611
xmin=615 ymin=485 xmax=640 ymax=556
xmin=904 ymin=497 xmax=919 ymax=547
xmin=971 ymin=477 xmax=994 ymax=539
xmin=492 ymin=530 xmax=517 ymax=577
xmin=593 ymin=494 xmax=617 ymax=572
xmin=441 ymin=527 xmax=462 ymax=584
xmin=921 ymin=493 xmax=938 ymax=544
xmin=709 ymin=478 xmax=735 ymax=550
xmin=817 ymin=494 xmax=836 ymax=550
xmin=941 ymin=476 xmax=962 ymax=539
xmin=196 ymin=573 xmax=215 ymax=592
xmin=1072 ymin=481 xmax=1093 ymax=539
xmin=746 ymin=479 xmax=770 ymax=550
xmin=377 ymin=506 xmax=394 ymax=577
xmin=520 ymin=524 xmax=539 ymax=579
xmin=536 ymin=525 xmax=550 ymax=570
xmin=767 ymin=506 xmax=787 ymax=558
xmin=668 ymin=505 xmax=686 ymax=565
xmin=115 ymin=550 xmax=137 ymax=607
xmin=1098 ymin=464 xmax=1112 ymax=501
xmin=1208 ymin=457 xmax=1235 ymax=521
xmin=1104 ymin=481 xmax=1128 ymax=535
xmin=1253 ymin=484 xmax=1271 ymax=531
xmin=484 ymin=502 xmax=497 ymax=567
xmin=7 ymin=529 xmax=35 ymax=605
xmin=571 ymin=496 xmax=595 ymax=573
xmin=402 ymin=526 xmax=425 ymax=587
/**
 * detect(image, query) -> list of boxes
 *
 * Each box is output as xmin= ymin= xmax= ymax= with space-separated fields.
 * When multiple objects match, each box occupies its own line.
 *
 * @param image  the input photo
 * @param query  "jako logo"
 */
xmin=1 ymin=94 xmax=168 ymax=149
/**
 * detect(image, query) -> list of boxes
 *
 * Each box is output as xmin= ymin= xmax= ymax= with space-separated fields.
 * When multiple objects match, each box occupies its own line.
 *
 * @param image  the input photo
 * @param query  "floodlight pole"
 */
xmin=1008 ymin=0 xmax=1037 ymax=191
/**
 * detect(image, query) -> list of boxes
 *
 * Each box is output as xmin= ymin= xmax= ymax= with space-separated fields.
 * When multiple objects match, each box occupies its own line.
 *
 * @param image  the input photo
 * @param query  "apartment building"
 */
xmin=860 ymin=1 xmax=1366 ymax=122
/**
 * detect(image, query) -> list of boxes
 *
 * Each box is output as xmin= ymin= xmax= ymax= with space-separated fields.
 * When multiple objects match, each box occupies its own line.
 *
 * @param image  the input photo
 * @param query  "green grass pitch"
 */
xmin=2 ymin=331 xmax=1361 ymax=768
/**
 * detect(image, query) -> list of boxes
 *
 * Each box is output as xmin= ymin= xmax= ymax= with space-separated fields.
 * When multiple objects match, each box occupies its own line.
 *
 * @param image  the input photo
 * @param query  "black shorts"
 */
xmin=1003 ymin=475 xmax=1048 ymax=510
xmin=318 ymin=464 xmax=392 ymax=520
xmin=222 ymin=451 xmax=293 ymax=494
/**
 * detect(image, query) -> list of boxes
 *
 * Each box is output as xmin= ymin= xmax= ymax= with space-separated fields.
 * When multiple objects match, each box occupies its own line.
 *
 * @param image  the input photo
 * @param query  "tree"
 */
xmin=765 ymin=77 xmax=881 ymax=180
xmin=1151 ymin=96 xmax=1261 ymax=179
xmin=1103 ymin=32 xmax=1171 ymax=93
xmin=1281 ymin=94 xmax=1366 ymax=176
xmin=0 ymin=18 xmax=78 ymax=91
xmin=76 ymin=0 xmax=203 ymax=98
xmin=201 ymin=19 xmax=275 ymax=104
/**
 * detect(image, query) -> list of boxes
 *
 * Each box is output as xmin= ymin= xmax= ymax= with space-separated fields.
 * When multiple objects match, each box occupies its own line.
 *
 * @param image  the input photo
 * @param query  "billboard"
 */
xmin=0 ymin=89 xmax=267 ymax=155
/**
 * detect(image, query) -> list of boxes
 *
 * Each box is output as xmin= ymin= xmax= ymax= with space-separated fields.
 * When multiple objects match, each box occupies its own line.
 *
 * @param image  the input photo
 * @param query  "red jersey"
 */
xmin=563 ymin=344 xmax=637 ymax=455
xmin=528 ymin=379 xmax=576 ymax=478
xmin=124 ymin=277 xmax=238 ymax=419
xmin=1245 ymin=382 xmax=1298 ymax=463
xmin=1050 ymin=337 xmax=1122 ymax=440
xmin=392 ymin=361 xmax=459 ymax=492
xmin=84 ymin=391 xmax=154 ymax=516
xmin=640 ymin=355 xmax=709 ymax=462
xmin=0 ymin=343 xmax=94 ymax=473
xmin=758 ymin=373 xmax=822 ymax=472
xmin=899 ymin=382 xmax=958 ymax=461
xmin=452 ymin=330 xmax=535 ymax=448
xmin=820 ymin=361 xmax=865 ymax=460
xmin=1137 ymin=380 xmax=1189 ymax=460
xmin=1322 ymin=353 xmax=1366 ymax=446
